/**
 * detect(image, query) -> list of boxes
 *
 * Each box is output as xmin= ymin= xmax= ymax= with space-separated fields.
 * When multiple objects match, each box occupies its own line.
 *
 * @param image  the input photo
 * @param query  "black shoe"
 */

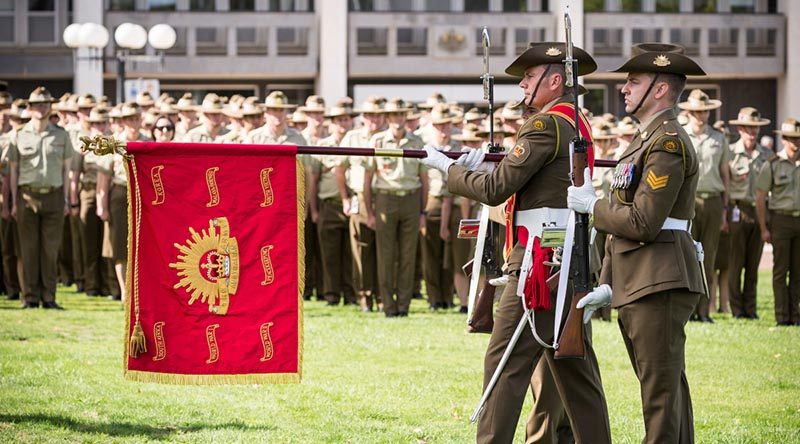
xmin=412 ymin=292 xmax=423 ymax=300
xmin=109 ymin=294 xmax=122 ymax=301
xmin=459 ymin=306 xmax=468 ymax=314
xmin=385 ymin=312 xmax=397 ymax=318
xmin=21 ymin=301 xmax=39 ymax=309
xmin=688 ymin=314 xmax=700 ymax=322
xmin=734 ymin=313 xmax=748 ymax=319
xmin=777 ymin=321 xmax=792 ymax=326
xmin=749 ymin=313 xmax=759 ymax=320
xmin=7 ymin=293 xmax=19 ymax=301
xmin=396 ymin=311 xmax=408 ymax=317
xmin=85 ymin=290 xmax=99 ymax=297
xmin=76 ymin=285 xmax=85 ymax=293
xmin=700 ymin=316 xmax=714 ymax=324
xmin=42 ymin=301 xmax=64 ymax=310
xmin=326 ymin=301 xmax=339 ymax=306
xmin=428 ymin=303 xmax=438 ymax=311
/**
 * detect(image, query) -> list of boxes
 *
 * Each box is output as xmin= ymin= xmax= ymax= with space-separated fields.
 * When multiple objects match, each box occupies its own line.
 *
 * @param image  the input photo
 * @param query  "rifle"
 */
xmin=554 ymin=8 xmax=590 ymax=360
xmin=463 ymin=27 xmax=504 ymax=334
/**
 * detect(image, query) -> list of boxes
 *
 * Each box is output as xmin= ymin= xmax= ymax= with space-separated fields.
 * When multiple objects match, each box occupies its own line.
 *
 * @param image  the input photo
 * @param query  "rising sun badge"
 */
xmin=169 ymin=217 xmax=240 ymax=315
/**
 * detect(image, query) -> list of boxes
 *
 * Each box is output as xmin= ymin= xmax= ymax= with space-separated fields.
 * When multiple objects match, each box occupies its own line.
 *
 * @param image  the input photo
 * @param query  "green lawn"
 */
xmin=1 ymin=271 xmax=798 ymax=443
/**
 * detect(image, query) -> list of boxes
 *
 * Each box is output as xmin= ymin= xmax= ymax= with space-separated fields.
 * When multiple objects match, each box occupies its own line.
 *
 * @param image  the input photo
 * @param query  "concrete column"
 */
xmin=777 ymin=0 xmax=799 ymax=120
xmin=73 ymin=0 xmax=105 ymax=97
xmin=317 ymin=0 xmax=348 ymax=102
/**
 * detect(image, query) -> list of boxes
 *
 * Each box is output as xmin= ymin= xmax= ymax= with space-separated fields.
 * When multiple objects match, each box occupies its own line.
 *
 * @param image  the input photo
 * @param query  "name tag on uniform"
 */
xmin=611 ymin=163 xmax=636 ymax=190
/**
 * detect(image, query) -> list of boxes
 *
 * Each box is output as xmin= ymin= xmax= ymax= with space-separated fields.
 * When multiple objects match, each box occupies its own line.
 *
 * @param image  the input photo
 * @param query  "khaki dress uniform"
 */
xmin=728 ymin=139 xmax=770 ymax=318
xmin=10 ymin=121 xmax=74 ymax=306
xmin=422 ymin=139 xmax=461 ymax=309
xmin=62 ymin=125 xmax=90 ymax=290
xmin=72 ymin=149 xmax=120 ymax=297
xmin=309 ymin=136 xmax=356 ymax=305
xmin=587 ymin=43 xmax=708 ymax=444
xmin=366 ymin=129 xmax=427 ymax=316
xmin=683 ymin=120 xmax=729 ymax=319
xmin=756 ymin=144 xmax=800 ymax=325
xmin=340 ymin=127 xmax=379 ymax=308
xmin=182 ymin=124 xmax=230 ymax=143
xmin=0 ymin=131 xmax=22 ymax=297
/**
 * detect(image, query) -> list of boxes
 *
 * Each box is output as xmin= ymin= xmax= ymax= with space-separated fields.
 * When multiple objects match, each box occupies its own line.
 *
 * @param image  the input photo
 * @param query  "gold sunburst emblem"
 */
xmin=545 ymin=47 xmax=562 ymax=57
xmin=169 ymin=217 xmax=240 ymax=315
xmin=653 ymin=55 xmax=671 ymax=67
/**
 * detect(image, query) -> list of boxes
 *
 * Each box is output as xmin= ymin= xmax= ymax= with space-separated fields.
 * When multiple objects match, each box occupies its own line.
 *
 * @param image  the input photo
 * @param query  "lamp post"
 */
xmin=64 ymin=22 xmax=176 ymax=103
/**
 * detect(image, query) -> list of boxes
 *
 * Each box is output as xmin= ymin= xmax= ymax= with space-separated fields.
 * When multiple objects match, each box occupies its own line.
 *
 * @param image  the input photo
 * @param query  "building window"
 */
xmin=582 ymin=86 xmax=607 ymax=118
xmin=0 ymin=0 xmax=13 ymax=10
xmin=620 ymin=0 xmax=641 ymax=12
xmin=190 ymin=0 xmax=215 ymax=11
xmin=356 ymin=27 xmax=387 ymax=55
xmin=237 ymin=27 xmax=268 ymax=55
xmin=515 ymin=28 xmax=545 ymax=54
xmin=747 ymin=28 xmax=776 ymax=56
xmin=731 ymin=0 xmax=755 ymax=13
xmin=28 ymin=16 xmax=55 ymax=42
xmin=502 ymin=0 xmax=528 ymax=11
xmin=149 ymin=0 xmax=176 ymax=10
xmin=708 ymin=28 xmax=738 ymax=56
xmin=164 ymin=26 xmax=186 ymax=55
xmin=632 ymin=28 xmax=662 ymax=44
xmin=28 ymin=0 xmax=54 ymax=10
xmin=230 ymin=0 xmax=256 ymax=10
xmin=277 ymin=27 xmax=309 ymax=55
xmin=592 ymin=28 xmax=624 ymax=56
xmin=693 ymin=0 xmax=715 ymax=12
xmin=387 ymin=0 xmax=413 ymax=11
xmin=270 ymin=0 xmax=313 ymax=11
xmin=350 ymin=0 xmax=375 ymax=11
xmin=196 ymin=27 xmax=227 ymax=55
xmin=464 ymin=0 xmax=489 ymax=11
xmin=670 ymin=28 xmax=700 ymax=55
xmin=584 ymin=0 xmax=604 ymax=12
xmin=655 ymin=0 xmax=679 ymax=12
xmin=109 ymin=0 xmax=135 ymax=10
xmin=0 ymin=16 xmax=13 ymax=42
xmin=397 ymin=27 xmax=427 ymax=55
xmin=425 ymin=0 xmax=450 ymax=11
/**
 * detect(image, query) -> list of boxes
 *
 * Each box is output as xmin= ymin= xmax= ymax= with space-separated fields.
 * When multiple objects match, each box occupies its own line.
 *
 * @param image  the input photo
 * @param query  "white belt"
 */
xmin=662 ymin=217 xmax=689 ymax=232
xmin=515 ymin=208 xmax=570 ymax=299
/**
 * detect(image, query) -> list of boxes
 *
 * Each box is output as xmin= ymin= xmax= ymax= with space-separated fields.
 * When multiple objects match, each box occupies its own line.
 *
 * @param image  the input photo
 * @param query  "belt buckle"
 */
xmin=793 ymin=211 xmax=800 ymax=217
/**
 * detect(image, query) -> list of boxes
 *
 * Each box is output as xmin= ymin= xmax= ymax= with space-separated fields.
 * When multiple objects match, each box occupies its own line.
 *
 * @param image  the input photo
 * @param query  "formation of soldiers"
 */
xmin=0 ymin=35 xmax=797 ymax=444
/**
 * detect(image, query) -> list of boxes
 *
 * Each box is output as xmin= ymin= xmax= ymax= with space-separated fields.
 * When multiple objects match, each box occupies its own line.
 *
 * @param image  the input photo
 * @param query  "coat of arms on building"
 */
xmin=438 ymin=29 xmax=466 ymax=53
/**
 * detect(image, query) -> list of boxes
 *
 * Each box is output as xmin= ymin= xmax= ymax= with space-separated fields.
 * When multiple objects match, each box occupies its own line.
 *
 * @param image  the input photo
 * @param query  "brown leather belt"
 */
xmin=375 ymin=188 xmax=418 ymax=197
xmin=697 ymin=192 xmax=720 ymax=199
xmin=20 ymin=185 xmax=58 ymax=194
xmin=774 ymin=209 xmax=800 ymax=217
xmin=731 ymin=199 xmax=755 ymax=208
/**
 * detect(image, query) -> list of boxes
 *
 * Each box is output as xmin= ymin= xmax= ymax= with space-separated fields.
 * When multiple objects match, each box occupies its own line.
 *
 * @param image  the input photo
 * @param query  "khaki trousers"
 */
xmin=17 ymin=188 xmax=65 ymax=303
xmin=375 ymin=191 xmax=420 ymax=315
xmin=477 ymin=274 xmax=611 ymax=444
xmin=58 ymin=214 xmax=73 ymax=283
xmin=304 ymin=214 xmax=324 ymax=299
xmin=349 ymin=192 xmax=377 ymax=299
xmin=69 ymin=212 xmax=83 ymax=286
xmin=769 ymin=212 xmax=800 ymax=324
xmin=79 ymin=187 xmax=110 ymax=295
xmin=728 ymin=204 xmax=763 ymax=317
xmin=421 ymin=196 xmax=453 ymax=307
xmin=317 ymin=198 xmax=355 ymax=304
xmin=0 ymin=216 xmax=21 ymax=295
xmin=617 ymin=291 xmax=699 ymax=444
xmin=692 ymin=195 xmax=723 ymax=316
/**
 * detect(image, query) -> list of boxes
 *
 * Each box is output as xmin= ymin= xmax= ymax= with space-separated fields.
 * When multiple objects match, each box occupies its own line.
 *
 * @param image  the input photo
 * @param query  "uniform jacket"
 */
xmin=594 ymin=108 xmax=705 ymax=307
xmin=446 ymin=93 xmax=576 ymax=272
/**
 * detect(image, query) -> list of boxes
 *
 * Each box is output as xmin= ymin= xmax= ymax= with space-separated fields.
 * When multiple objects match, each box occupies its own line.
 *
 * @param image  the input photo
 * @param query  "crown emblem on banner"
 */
xmin=170 ymin=217 xmax=240 ymax=315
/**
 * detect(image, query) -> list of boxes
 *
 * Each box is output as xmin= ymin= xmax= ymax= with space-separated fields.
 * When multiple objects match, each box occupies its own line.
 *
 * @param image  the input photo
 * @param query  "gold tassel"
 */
xmin=129 ymin=321 xmax=147 ymax=358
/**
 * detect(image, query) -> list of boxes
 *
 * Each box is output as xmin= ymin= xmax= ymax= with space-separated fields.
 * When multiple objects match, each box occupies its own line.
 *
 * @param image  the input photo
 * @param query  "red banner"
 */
xmin=122 ymin=142 xmax=304 ymax=384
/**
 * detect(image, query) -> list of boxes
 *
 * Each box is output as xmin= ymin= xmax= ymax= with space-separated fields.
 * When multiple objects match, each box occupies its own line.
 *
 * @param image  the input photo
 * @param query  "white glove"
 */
xmin=488 ymin=274 xmax=509 ymax=288
xmin=576 ymin=284 xmax=612 ymax=324
xmin=421 ymin=145 xmax=455 ymax=172
xmin=455 ymin=147 xmax=486 ymax=171
xmin=567 ymin=168 xmax=599 ymax=214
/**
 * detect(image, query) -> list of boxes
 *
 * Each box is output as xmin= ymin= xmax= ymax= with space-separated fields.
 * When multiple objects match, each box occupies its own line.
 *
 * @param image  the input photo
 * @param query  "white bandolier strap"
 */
xmin=515 ymin=208 xmax=571 ymax=299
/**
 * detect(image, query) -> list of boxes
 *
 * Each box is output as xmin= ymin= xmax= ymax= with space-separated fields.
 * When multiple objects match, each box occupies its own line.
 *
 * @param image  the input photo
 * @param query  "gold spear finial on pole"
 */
xmin=79 ymin=135 xmax=128 ymax=157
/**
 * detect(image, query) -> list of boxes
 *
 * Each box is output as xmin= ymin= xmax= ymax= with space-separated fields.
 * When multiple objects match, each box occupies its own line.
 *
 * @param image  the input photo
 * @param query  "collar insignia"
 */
xmin=653 ymin=55 xmax=671 ymax=67
xmin=545 ymin=47 xmax=562 ymax=57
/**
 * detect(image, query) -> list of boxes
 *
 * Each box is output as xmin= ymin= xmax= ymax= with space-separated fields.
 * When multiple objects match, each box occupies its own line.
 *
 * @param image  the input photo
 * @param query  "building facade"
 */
xmin=0 ymin=0 xmax=796 ymax=128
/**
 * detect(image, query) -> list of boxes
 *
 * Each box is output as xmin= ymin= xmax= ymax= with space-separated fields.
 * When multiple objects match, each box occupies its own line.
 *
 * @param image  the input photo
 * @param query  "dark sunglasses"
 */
xmin=155 ymin=125 xmax=174 ymax=131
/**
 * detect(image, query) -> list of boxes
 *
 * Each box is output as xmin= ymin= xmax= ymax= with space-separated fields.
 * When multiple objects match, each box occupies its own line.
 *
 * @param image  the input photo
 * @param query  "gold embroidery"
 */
xmin=513 ymin=145 xmax=525 ymax=158
xmin=205 ymin=167 xmax=220 ymax=207
xmin=170 ymin=217 xmax=240 ymax=315
xmin=152 ymin=321 xmax=166 ymax=361
xmin=532 ymin=119 xmax=546 ymax=131
xmin=150 ymin=165 xmax=165 ymax=205
xmin=260 ymin=167 xmax=274 ymax=208
xmin=653 ymin=55 xmax=671 ymax=67
xmin=545 ymin=47 xmax=562 ymax=57
xmin=260 ymin=245 xmax=275 ymax=286
xmin=260 ymin=322 xmax=274 ymax=362
xmin=205 ymin=324 xmax=220 ymax=364
xmin=646 ymin=170 xmax=669 ymax=190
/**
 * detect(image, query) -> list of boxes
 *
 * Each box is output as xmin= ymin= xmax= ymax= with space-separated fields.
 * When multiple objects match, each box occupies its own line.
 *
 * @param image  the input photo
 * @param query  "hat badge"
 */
xmin=545 ymin=47 xmax=562 ymax=57
xmin=653 ymin=55 xmax=671 ymax=67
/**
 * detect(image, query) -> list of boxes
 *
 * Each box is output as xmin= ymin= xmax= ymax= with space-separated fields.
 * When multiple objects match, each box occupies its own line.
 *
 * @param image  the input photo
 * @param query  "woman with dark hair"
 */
xmin=151 ymin=114 xmax=176 ymax=142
